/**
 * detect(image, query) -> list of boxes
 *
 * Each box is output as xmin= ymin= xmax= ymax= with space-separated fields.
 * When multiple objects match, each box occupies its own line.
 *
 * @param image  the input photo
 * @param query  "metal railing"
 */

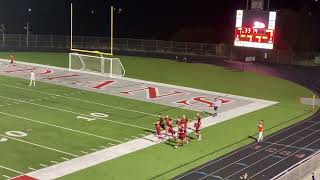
xmin=271 ymin=151 xmax=320 ymax=180
xmin=0 ymin=34 xmax=319 ymax=66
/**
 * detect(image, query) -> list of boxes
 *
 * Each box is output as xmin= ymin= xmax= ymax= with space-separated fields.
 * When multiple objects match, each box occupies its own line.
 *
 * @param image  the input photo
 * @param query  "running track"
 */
xmin=174 ymin=63 xmax=320 ymax=180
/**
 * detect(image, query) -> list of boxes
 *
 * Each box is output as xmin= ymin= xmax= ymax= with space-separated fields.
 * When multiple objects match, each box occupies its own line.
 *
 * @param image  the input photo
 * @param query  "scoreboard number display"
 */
xmin=234 ymin=10 xmax=277 ymax=50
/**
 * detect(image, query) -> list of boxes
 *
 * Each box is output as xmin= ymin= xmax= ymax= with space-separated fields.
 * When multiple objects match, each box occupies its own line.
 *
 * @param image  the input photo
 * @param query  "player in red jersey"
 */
xmin=175 ymin=126 xmax=187 ymax=148
xmin=166 ymin=117 xmax=176 ymax=139
xmin=154 ymin=120 xmax=163 ymax=143
xmin=182 ymin=115 xmax=188 ymax=132
xmin=194 ymin=112 xmax=202 ymax=140
xmin=8 ymin=53 xmax=14 ymax=67
xmin=176 ymin=117 xmax=182 ymax=128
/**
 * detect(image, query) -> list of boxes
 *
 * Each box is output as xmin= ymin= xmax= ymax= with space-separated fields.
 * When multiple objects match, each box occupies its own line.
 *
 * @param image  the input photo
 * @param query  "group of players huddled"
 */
xmin=154 ymin=113 xmax=202 ymax=148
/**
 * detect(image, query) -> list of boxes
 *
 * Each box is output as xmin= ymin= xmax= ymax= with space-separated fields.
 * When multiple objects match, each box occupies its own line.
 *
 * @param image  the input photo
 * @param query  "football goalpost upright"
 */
xmin=69 ymin=2 xmax=125 ymax=77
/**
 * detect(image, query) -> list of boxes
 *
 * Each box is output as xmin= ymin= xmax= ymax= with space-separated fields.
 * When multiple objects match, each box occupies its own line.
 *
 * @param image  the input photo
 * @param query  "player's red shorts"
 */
xmin=168 ymin=127 xmax=175 ymax=135
xmin=194 ymin=123 xmax=201 ymax=133
xmin=156 ymin=129 xmax=161 ymax=135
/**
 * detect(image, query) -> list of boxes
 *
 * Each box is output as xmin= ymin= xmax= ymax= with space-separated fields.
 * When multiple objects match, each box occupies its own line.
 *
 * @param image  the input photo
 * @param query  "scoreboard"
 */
xmin=234 ymin=10 xmax=277 ymax=50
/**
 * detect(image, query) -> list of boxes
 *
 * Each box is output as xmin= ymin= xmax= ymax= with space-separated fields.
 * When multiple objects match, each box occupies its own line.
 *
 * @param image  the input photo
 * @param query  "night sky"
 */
xmin=0 ymin=0 xmax=318 ymax=43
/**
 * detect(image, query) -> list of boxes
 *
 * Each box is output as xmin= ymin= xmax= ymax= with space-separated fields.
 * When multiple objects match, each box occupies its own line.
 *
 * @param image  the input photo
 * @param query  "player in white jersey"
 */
xmin=29 ymin=70 xmax=36 ymax=87
xmin=212 ymin=98 xmax=222 ymax=117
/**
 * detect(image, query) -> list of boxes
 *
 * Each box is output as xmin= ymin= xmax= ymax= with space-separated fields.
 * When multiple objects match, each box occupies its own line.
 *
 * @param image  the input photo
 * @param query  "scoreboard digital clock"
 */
xmin=234 ymin=10 xmax=277 ymax=50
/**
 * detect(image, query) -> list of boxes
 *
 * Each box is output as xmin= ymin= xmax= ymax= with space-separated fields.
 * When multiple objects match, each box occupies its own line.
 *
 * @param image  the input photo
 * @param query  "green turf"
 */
xmin=0 ymin=52 xmax=318 ymax=180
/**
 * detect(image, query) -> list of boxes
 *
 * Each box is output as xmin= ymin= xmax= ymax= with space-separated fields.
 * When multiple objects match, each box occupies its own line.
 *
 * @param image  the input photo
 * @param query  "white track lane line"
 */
xmin=0 ymin=95 xmax=154 ymax=132
xmin=0 ymin=111 xmax=123 ymax=143
xmin=200 ymin=117 xmax=320 ymax=180
xmin=0 ymin=134 xmax=78 ymax=157
xmin=0 ymin=165 xmax=23 ymax=175
xmin=249 ymin=135 xmax=320 ymax=179
xmin=176 ymin=112 xmax=319 ymax=180
xmin=0 ymin=83 xmax=157 ymax=117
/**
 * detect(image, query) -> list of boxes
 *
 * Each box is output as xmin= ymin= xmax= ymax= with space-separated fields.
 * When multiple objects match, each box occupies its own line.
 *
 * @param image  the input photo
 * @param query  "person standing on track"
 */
xmin=29 ymin=70 xmax=36 ymax=87
xmin=257 ymin=120 xmax=264 ymax=142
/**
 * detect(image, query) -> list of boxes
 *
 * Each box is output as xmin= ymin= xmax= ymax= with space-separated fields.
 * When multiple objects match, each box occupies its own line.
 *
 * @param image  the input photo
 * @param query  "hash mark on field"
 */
xmin=40 ymin=164 xmax=47 ymax=167
xmin=3 ymin=175 xmax=10 ymax=179
xmin=51 ymin=161 xmax=59 ymax=164
xmin=132 ymin=136 xmax=140 ymax=139
xmin=81 ymin=151 xmax=88 ymax=154
xmin=124 ymin=138 xmax=132 ymax=141
xmin=61 ymin=157 xmax=69 ymax=161
xmin=138 ymin=134 xmax=146 ymax=137
xmin=100 ymin=145 xmax=106 ymax=148
xmin=91 ymin=148 xmax=98 ymax=151
xmin=28 ymin=167 xmax=37 ymax=171
xmin=108 ymin=143 xmax=116 ymax=146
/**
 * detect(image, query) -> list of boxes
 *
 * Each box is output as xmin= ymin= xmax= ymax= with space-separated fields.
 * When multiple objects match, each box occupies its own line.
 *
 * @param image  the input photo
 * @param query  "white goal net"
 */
xmin=69 ymin=53 xmax=125 ymax=77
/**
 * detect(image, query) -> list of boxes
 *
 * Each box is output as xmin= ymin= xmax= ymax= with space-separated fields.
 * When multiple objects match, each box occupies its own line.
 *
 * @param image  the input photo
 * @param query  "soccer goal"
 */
xmin=69 ymin=53 xmax=125 ymax=77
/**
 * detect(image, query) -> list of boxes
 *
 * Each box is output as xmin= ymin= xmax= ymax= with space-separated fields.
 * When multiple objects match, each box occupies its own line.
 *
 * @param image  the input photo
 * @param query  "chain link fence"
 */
xmin=0 ymin=34 xmax=319 ymax=66
xmin=271 ymin=151 xmax=320 ymax=180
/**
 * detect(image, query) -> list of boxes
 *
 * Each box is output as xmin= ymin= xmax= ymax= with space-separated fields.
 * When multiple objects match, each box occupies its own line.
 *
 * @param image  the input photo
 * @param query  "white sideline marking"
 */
xmin=0 ymin=111 xmax=123 ymax=143
xmin=28 ymin=167 xmax=37 ymax=171
xmin=40 ymin=164 xmax=47 ymax=167
xmin=61 ymin=157 xmax=69 ymax=161
xmin=3 ymin=175 xmax=10 ymax=179
xmin=0 ymin=134 xmax=78 ymax=157
xmin=51 ymin=161 xmax=59 ymax=164
xmin=0 ymin=83 xmax=157 ymax=117
xmin=0 ymin=95 xmax=154 ymax=132
xmin=26 ymin=102 xmax=274 ymax=180
xmin=0 ymin=165 xmax=23 ymax=174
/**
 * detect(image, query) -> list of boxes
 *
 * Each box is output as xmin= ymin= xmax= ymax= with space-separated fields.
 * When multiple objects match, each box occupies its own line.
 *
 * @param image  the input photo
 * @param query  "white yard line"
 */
xmin=2 ymin=175 xmax=10 ymax=179
xmin=0 ymin=111 xmax=122 ymax=143
xmin=0 ymin=83 xmax=157 ymax=117
xmin=51 ymin=161 xmax=59 ymax=164
xmin=0 ymin=134 xmax=78 ymax=157
xmin=0 ymin=165 xmax=23 ymax=175
xmin=0 ymin=95 xmax=154 ymax=132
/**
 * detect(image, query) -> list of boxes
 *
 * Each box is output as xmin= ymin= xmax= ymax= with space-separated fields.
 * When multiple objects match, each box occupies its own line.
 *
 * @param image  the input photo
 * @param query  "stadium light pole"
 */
xmin=25 ymin=8 xmax=32 ymax=47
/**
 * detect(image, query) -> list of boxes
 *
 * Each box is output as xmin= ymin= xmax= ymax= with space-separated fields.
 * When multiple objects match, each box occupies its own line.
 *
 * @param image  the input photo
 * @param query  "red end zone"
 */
xmin=11 ymin=175 xmax=38 ymax=180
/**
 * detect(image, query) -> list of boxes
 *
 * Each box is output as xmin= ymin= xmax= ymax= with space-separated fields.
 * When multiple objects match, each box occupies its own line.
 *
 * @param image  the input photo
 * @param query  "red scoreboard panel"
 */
xmin=234 ymin=10 xmax=277 ymax=50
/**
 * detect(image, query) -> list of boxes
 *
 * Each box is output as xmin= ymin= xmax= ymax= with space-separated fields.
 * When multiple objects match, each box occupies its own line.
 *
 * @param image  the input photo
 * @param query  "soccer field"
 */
xmin=0 ymin=52 xmax=317 ymax=179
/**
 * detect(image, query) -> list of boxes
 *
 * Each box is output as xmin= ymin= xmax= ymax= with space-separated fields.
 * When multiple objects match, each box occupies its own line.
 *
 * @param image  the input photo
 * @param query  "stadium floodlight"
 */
xmin=69 ymin=53 xmax=125 ymax=77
